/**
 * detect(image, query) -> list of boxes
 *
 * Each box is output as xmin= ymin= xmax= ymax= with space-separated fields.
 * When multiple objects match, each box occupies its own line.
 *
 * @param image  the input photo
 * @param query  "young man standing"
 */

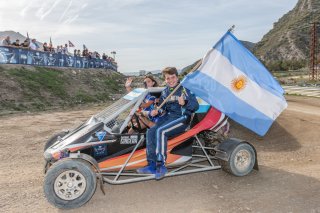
xmin=137 ymin=67 xmax=199 ymax=179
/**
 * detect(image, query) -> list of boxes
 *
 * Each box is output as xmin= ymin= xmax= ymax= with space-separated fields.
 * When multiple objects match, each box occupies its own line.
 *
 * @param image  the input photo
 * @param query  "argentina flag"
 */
xmin=181 ymin=31 xmax=287 ymax=136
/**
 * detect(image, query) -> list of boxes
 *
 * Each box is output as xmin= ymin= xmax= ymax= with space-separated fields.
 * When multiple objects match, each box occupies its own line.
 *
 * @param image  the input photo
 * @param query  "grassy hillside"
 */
xmin=0 ymin=65 xmax=125 ymax=113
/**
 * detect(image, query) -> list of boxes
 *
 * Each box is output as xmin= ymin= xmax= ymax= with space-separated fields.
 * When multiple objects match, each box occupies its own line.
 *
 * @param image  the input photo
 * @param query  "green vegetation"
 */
xmin=264 ymin=59 xmax=307 ymax=71
xmin=6 ymin=67 xmax=68 ymax=100
xmin=0 ymin=65 xmax=125 ymax=113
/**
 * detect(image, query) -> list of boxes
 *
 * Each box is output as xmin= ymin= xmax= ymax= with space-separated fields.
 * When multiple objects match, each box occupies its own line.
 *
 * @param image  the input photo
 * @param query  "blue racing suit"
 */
xmin=146 ymin=85 xmax=199 ymax=164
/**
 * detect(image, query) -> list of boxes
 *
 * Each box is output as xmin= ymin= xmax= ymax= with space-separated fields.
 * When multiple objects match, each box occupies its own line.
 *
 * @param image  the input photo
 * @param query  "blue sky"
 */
xmin=0 ymin=0 xmax=298 ymax=72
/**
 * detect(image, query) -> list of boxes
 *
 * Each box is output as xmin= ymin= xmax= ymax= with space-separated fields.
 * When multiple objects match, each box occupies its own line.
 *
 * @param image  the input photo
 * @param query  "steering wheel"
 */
xmin=131 ymin=113 xmax=143 ymax=132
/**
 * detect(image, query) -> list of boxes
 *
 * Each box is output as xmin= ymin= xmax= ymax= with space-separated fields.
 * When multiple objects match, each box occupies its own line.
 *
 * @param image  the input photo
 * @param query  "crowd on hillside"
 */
xmin=1 ymin=35 xmax=116 ymax=64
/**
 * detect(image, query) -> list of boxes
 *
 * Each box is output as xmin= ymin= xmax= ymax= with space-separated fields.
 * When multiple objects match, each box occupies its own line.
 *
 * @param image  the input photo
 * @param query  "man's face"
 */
xmin=164 ymin=74 xmax=178 ymax=88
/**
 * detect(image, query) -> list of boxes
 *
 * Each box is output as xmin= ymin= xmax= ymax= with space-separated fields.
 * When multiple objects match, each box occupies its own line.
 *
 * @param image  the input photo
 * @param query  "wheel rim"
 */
xmin=234 ymin=149 xmax=252 ymax=172
xmin=54 ymin=170 xmax=87 ymax=201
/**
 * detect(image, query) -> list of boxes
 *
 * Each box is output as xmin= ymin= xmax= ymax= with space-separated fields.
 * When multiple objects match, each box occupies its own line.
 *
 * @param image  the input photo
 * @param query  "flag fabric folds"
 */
xmin=181 ymin=31 xmax=287 ymax=136
xmin=68 ymin=40 xmax=75 ymax=47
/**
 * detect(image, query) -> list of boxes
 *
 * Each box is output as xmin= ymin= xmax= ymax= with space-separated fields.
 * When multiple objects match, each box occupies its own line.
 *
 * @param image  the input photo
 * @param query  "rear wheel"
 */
xmin=220 ymin=143 xmax=255 ymax=177
xmin=44 ymin=159 xmax=97 ymax=209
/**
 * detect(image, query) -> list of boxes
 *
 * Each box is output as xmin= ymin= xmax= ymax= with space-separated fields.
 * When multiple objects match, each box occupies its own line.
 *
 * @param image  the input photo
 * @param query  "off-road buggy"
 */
xmin=43 ymin=87 xmax=258 ymax=209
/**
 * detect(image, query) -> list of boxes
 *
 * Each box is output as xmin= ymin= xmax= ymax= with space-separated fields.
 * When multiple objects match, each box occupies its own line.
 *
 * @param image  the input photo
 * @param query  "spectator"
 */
xmin=21 ymin=39 xmax=29 ymax=48
xmin=1 ymin=36 xmax=11 ymax=46
xmin=12 ymin=39 xmax=20 ymax=47
xmin=62 ymin=44 xmax=68 ymax=54
xmin=102 ymin=53 xmax=107 ymax=60
xmin=43 ymin=42 xmax=49 ymax=52
xmin=56 ymin=45 xmax=62 ymax=53
xmin=48 ymin=43 xmax=54 ymax=53
xmin=77 ymin=49 xmax=81 ymax=57
xmin=74 ymin=49 xmax=77 ymax=57
xmin=29 ymin=38 xmax=38 ymax=50
xmin=92 ymin=51 xmax=97 ymax=59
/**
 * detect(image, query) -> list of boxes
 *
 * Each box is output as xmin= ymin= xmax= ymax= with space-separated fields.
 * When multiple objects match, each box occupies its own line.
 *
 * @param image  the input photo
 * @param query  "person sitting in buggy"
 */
xmin=137 ymin=67 xmax=199 ymax=179
xmin=125 ymin=75 xmax=161 ymax=133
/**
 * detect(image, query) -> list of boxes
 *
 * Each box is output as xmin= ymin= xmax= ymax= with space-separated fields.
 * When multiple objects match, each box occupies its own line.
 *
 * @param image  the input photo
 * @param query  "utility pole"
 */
xmin=309 ymin=22 xmax=319 ymax=81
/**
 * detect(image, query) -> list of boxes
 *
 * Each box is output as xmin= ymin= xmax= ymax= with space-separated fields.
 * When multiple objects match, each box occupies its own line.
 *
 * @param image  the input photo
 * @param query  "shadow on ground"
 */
xmin=60 ymin=166 xmax=320 ymax=213
xmin=229 ymin=119 xmax=301 ymax=153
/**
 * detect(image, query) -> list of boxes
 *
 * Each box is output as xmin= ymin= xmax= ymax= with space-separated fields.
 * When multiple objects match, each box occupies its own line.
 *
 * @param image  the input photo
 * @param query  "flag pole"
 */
xmin=157 ymin=59 xmax=202 ymax=110
xmin=228 ymin=25 xmax=235 ymax=33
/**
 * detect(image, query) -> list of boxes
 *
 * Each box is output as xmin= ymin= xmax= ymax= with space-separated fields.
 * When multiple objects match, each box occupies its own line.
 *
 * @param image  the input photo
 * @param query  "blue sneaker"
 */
xmin=155 ymin=163 xmax=167 ymax=180
xmin=136 ymin=161 xmax=156 ymax=174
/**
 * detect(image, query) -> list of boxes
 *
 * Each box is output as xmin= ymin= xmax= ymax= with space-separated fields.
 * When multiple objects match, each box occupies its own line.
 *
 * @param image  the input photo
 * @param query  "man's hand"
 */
xmin=178 ymin=95 xmax=185 ymax=106
xmin=150 ymin=109 xmax=159 ymax=117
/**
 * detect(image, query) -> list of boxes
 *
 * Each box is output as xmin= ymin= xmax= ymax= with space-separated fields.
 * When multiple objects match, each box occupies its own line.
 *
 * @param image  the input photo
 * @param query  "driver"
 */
xmin=137 ymin=67 xmax=199 ymax=179
xmin=125 ymin=75 xmax=160 ymax=133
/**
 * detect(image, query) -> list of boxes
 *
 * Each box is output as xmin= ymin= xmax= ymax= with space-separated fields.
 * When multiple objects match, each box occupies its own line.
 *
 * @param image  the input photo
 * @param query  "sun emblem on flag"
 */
xmin=231 ymin=75 xmax=247 ymax=92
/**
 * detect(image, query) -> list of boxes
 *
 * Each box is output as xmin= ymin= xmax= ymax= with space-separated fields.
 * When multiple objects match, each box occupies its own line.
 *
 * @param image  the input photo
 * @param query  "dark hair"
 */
xmin=144 ymin=75 xmax=158 ymax=88
xmin=162 ymin=67 xmax=178 ymax=78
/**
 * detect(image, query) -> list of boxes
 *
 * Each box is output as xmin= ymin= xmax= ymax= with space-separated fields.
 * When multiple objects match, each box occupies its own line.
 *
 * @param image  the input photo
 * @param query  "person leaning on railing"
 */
xmin=43 ymin=42 xmax=50 ymax=52
xmin=1 ymin=36 xmax=11 ymax=46
xmin=29 ymin=38 xmax=39 ymax=51
xmin=20 ymin=39 xmax=30 ymax=48
xmin=12 ymin=39 xmax=20 ymax=47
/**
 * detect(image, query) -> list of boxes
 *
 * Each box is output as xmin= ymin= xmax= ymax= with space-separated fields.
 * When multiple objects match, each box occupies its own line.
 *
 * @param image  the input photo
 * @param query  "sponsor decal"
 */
xmin=93 ymin=144 xmax=107 ymax=157
xmin=96 ymin=131 xmax=107 ymax=141
xmin=120 ymin=135 xmax=138 ymax=144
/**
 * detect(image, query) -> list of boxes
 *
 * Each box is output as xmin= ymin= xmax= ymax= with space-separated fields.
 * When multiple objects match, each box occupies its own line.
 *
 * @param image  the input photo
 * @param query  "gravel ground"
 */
xmin=0 ymin=95 xmax=319 ymax=213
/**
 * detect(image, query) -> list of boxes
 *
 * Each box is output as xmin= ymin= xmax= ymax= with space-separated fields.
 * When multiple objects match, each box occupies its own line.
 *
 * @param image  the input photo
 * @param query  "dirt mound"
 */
xmin=0 ymin=64 xmax=126 ymax=113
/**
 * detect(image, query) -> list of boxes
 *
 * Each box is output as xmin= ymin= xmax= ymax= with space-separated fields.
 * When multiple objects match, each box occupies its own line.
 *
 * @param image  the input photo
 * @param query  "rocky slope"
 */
xmin=254 ymin=0 xmax=320 ymax=62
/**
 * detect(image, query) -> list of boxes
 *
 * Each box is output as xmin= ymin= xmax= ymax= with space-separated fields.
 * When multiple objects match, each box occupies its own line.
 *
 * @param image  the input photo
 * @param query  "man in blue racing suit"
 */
xmin=137 ymin=67 xmax=199 ymax=179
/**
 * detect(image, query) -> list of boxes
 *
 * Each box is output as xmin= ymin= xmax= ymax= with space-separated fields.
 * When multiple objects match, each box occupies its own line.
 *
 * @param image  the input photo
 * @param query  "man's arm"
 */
xmin=150 ymin=89 xmax=167 ymax=116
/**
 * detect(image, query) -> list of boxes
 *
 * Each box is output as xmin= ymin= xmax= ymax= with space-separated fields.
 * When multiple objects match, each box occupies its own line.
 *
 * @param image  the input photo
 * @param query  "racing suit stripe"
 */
xmin=155 ymin=116 xmax=187 ymax=162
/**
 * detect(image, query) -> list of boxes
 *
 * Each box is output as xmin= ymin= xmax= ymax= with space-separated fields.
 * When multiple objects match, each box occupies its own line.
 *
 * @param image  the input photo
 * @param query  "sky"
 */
xmin=0 ymin=0 xmax=298 ymax=73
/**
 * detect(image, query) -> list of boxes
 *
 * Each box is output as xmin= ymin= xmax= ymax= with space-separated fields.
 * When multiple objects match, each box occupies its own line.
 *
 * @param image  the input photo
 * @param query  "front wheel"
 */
xmin=44 ymin=159 xmax=97 ymax=209
xmin=219 ymin=143 xmax=256 ymax=177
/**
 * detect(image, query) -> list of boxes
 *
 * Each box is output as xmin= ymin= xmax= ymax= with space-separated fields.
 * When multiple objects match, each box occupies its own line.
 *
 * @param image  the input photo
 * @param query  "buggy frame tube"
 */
xmin=195 ymin=135 xmax=214 ymax=166
xmin=101 ymin=133 xmax=221 ymax=185
xmin=119 ymin=90 xmax=148 ymax=133
xmin=114 ymin=136 xmax=145 ymax=181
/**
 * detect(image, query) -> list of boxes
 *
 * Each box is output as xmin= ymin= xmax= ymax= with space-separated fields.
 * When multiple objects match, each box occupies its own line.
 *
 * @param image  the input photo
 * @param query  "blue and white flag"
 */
xmin=181 ymin=31 xmax=287 ymax=136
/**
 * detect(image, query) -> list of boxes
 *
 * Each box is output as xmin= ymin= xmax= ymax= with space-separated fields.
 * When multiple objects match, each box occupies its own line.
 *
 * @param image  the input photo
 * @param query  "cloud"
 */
xmin=35 ymin=0 xmax=63 ymax=20
xmin=0 ymin=0 xmax=298 ymax=72
xmin=20 ymin=2 xmax=33 ymax=17
xmin=59 ymin=0 xmax=73 ymax=22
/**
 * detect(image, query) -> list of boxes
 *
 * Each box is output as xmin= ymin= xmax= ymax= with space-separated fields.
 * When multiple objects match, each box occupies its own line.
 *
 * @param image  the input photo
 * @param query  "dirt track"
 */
xmin=0 ymin=96 xmax=319 ymax=213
